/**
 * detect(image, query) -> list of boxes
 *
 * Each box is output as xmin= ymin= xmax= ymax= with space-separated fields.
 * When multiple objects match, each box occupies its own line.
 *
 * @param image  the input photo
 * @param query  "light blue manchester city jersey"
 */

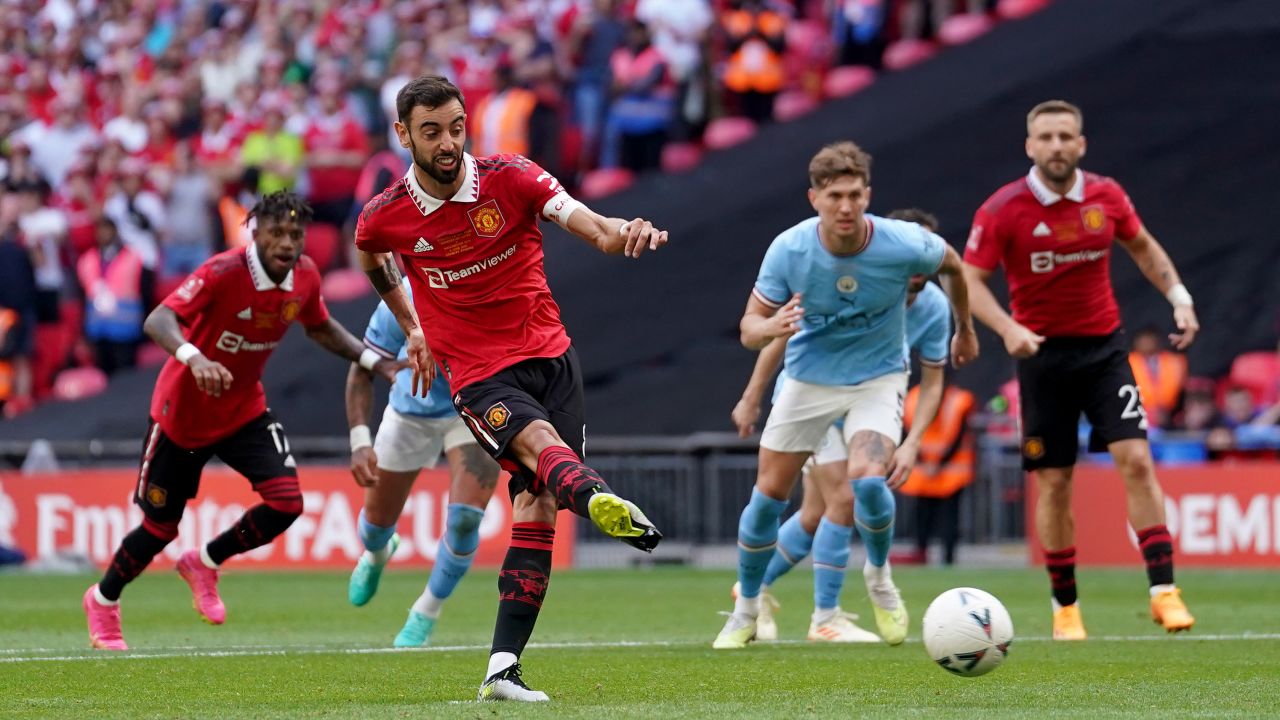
xmin=363 ymin=286 xmax=456 ymax=419
xmin=906 ymin=280 xmax=950 ymax=367
xmin=754 ymin=214 xmax=946 ymax=387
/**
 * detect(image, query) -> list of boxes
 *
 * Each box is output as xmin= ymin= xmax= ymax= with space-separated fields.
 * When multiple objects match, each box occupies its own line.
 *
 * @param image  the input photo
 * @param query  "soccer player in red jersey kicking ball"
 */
xmin=354 ymin=75 xmax=666 ymax=702
xmin=962 ymin=100 xmax=1199 ymax=640
xmin=82 ymin=192 xmax=400 ymax=650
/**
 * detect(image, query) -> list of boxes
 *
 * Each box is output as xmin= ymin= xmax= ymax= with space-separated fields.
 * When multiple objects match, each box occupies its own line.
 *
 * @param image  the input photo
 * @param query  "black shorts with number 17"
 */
xmin=1017 ymin=331 xmax=1148 ymax=470
xmin=452 ymin=347 xmax=586 ymax=499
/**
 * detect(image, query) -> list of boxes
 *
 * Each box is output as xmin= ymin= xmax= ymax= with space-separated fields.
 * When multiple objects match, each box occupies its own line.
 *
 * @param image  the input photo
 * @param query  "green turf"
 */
xmin=2 ymin=566 xmax=1278 ymax=718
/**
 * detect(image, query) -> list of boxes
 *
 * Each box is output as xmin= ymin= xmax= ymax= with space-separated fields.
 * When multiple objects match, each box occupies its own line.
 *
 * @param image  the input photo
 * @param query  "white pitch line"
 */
xmin=3 ymin=633 xmax=1280 ymax=664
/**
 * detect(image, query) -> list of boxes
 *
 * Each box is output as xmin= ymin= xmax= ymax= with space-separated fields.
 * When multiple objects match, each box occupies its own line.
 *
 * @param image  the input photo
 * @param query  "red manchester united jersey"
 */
xmin=964 ymin=169 xmax=1142 ymax=337
xmin=354 ymin=153 xmax=571 ymax=390
xmin=152 ymin=246 xmax=329 ymax=447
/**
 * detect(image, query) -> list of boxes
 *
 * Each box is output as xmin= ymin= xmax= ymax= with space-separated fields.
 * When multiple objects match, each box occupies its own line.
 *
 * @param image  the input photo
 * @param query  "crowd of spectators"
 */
xmin=0 ymin=0 xmax=1030 ymax=418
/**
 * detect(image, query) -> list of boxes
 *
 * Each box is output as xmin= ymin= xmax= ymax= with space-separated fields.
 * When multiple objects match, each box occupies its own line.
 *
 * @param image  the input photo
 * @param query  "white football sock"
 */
xmin=734 ymin=593 xmax=760 ymax=618
xmin=812 ymin=607 xmax=837 ymax=625
xmin=200 ymin=544 xmax=220 ymax=570
xmin=1149 ymin=583 xmax=1176 ymax=597
xmin=487 ymin=651 xmax=518 ymax=679
xmin=93 ymin=585 xmax=118 ymax=606
xmin=412 ymin=588 xmax=444 ymax=619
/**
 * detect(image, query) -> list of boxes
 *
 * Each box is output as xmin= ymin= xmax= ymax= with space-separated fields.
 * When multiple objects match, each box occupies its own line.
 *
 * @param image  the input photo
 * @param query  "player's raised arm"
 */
xmin=143 ymin=304 xmax=233 ymax=398
xmin=739 ymin=292 xmax=804 ymax=351
xmin=557 ymin=201 xmax=669 ymax=258
xmin=357 ymin=249 xmax=435 ymax=396
xmin=933 ymin=245 xmax=979 ymax=367
xmin=305 ymin=316 xmax=401 ymax=384
xmin=732 ymin=337 xmax=787 ymax=437
xmin=1116 ymin=224 xmax=1199 ymax=350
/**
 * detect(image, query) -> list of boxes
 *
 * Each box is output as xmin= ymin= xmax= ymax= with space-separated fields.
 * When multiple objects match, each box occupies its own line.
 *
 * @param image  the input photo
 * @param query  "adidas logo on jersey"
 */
xmin=237 ymin=307 xmax=252 ymax=320
xmin=414 ymin=237 xmax=434 ymax=253
xmin=1032 ymin=222 xmax=1052 ymax=237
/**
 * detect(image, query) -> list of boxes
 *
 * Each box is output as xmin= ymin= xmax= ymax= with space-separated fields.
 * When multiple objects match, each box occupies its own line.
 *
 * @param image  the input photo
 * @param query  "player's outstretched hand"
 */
xmin=373 ymin=357 xmax=407 ymax=384
xmin=887 ymin=439 xmax=920 ymax=489
xmin=620 ymin=217 xmax=668 ymax=258
xmin=406 ymin=327 xmax=435 ymax=397
xmin=766 ymin=294 xmax=805 ymax=340
xmin=350 ymin=446 xmax=379 ymax=488
xmin=731 ymin=397 xmax=760 ymax=437
xmin=189 ymin=355 xmax=233 ymax=397
xmin=1170 ymin=305 xmax=1199 ymax=350
xmin=952 ymin=325 xmax=980 ymax=367
xmin=1002 ymin=323 xmax=1044 ymax=359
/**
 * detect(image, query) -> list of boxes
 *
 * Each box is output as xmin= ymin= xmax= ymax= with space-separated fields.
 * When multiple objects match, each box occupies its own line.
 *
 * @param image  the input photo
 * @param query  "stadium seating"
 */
xmin=579 ymin=168 xmax=635 ymax=200
xmin=703 ymin=117 xmax=758 ymax=150
xmin=822 ymin=66 xmax=876 ymax=99
xmin=938 ymin=13 xmax=997 ymax=46
xmin=1227 ymin=351 xmax=1279 ymax=407
xmin=660 ymin=142 xmax=704 ymax=174
xmin=52 ymin=367 xmax=109 ymax=402
xmin=883 ymin=39 xmax=939 ymax=71
xmin=320 ymin=269 xmax=372 ymax=303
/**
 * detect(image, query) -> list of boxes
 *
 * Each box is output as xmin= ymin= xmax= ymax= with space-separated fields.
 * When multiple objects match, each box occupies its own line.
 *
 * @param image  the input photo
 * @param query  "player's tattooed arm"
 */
xmin=143 ymin=305 xmax=234 ymax=396
xmin=1117 ymin=225 xmax=1199 ymax=349
xmin=357 ymin=249 xmax=436 ymax=396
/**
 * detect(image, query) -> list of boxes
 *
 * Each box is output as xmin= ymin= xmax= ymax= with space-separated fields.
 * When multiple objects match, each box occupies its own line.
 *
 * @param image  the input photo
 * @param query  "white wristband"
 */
xmin=175 ymin=343 xmax=201 ymax=366
xmin=349 ymin=425 xmax=373 ymax=451
xmin=1165 ymin=283 xmax=1194 ymax=307
xmin=358 ymin=348 xmax=381 ymax=371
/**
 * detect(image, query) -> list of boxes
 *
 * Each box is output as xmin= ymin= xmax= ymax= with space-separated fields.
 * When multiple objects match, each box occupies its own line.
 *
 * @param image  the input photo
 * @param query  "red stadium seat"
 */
xmin=997 ymin=0 xmax=1053 ymax=21
xmin=53 ymin=366 xmax=109 ymax=402
xmin=938 ymin=13 xmax=996 ymax=46
xmin=579 ymin=168 xmax=635 ymax=200
xmin=883 ymin=39 xmax=938 ymax=71
xmin=304 ymin=223 xmax=341 ymax=274
xmin=1227 ymin=351 xmax=1280 ymax=407
xmin=703 ymin=117 xmax=758 ymax=150
xmin=154 ymin=274 xmax=185 ymax=304
xmin=785 ymin=20 xmax=833 ymax=95
xmin=321 ymin=268 xmax=372 ymax=303
xmin=773 ymin=90 xmax=819 ymax=122
xmin=822 ymin=66 xmax=876 ymax=99
xmin=660 ymin=142 xmax=703 ymax=174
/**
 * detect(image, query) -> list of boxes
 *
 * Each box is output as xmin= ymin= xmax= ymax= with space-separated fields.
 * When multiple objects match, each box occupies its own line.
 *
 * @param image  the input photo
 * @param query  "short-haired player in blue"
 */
xmin=714 ymin=143 xmax=979 ymax=650
xmin=346 ymin=281 xmax=501 ymax=646
xmin=731 ymin=208 xmax=953 ymax=643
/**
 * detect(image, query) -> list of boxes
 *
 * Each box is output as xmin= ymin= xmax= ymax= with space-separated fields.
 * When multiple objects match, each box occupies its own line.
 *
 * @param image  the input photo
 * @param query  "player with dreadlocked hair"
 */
xmin=82 ymin=190 xmax=402 ymax=650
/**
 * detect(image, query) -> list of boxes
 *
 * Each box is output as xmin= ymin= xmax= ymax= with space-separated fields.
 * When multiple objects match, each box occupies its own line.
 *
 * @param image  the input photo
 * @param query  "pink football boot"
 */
xmin=176 ymin=549 xmax=227 ymax=625
xmin=83 ymin=585 xmax=128 ymax=650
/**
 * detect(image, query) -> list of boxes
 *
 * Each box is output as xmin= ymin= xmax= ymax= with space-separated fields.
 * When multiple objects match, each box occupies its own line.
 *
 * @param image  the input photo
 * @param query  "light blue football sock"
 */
xmin=853 ymin=476 xmax=895 ymax=567
xmin=812 ymin=517 xmax=853 ymax=611
xmin=358 ymin=508 xmax=396 ymax=553
xmin=426 ymin=504 xmax=485 ymax=601
xmin=763 ymin=514 xmax=815 ymax=586
xmin=737 ymin=488 xmax=788 ymax=599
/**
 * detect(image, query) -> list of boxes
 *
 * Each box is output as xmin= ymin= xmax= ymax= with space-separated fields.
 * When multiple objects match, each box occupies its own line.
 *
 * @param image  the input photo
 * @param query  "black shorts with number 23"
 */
xmin=1017 ymin=331 xmax=1148 ymax=470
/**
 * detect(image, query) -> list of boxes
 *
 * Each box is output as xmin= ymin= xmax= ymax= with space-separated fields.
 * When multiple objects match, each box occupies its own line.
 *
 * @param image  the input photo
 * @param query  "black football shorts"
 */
xmin=1016 ymin=331 xmax=1149 ymax=471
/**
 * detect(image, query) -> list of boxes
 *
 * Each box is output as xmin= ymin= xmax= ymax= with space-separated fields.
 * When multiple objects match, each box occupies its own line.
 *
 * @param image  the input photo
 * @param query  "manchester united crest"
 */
xmin=281 ymin=298 xmax=301 ymax=323
xmin=468 ymin=200 xmax=506 ymax=238
xmin=146 ymin=484 xmax=167 ymax=508
xmin=1023 ymin=437 xmax=1046 ymax=460
xmin=1080 ymin=205 xmax=1106 ymax=233
xmin=485 ymin=402 xmax=511 ymax=430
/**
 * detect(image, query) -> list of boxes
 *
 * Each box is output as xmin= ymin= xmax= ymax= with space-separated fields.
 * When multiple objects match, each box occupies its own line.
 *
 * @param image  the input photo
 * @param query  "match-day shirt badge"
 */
xmin=280 ymin=298 xmax=301 ymax=323
xmin=1080 ymin=205 xmax=1106 ymax=233
xmin=467 ymin=199 xmax=506 ymax=237
xmin=485 ymin=402 xmax=511 ymax=430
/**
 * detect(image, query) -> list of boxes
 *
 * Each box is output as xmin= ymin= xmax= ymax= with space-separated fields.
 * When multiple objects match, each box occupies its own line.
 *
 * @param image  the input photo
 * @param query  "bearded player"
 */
xmin=354 ymin=75 xmax=667 ymax=702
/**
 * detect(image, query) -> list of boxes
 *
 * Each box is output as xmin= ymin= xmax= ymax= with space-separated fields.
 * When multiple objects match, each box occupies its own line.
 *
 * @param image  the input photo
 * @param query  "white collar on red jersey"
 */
xmin=1026 ymin=167 xmax=1085 ymax=205
xmin=246 ymin=244 xmax=295 ymax=292
xmin=403 ymin=153 xmax=480 ymax=216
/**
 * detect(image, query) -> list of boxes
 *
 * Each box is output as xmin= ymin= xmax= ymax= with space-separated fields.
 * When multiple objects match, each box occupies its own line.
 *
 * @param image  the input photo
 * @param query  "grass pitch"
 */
xmin=2 ymin=566 xmax=1278 ymax=718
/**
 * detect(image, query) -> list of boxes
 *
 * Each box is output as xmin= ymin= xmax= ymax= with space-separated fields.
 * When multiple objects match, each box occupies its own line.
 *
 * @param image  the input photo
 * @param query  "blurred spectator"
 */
xmin=192 ymin=98 xmax=243 ymax=195
xmin=14 ymin=179 xmax=68 ymax=326
xmin=721 ymin=0 xmax=788 ymax=125
xmin=1219 ymin=386 xmax=1259 ymax=429
xmin=13 ymin=94 xmax=99 ymax=186
xmin=164 ymin=142 xmax=216 ymax=277
xmin=471 ymin=64 xmax=539 ymax=158
xmin=568 ymin=0 xmax=627 ymax=170
xmin=240 ymin=103 xmax=303 ymax=196
xmin=50 ymin=161 xmax=97 ymax=258
xmin=102 ymin=90 xmax=148 ymax=154
xmin=1128 ymin=326 xmax=1187 ymax=429
xmin=103 ymin=158 xmax=164 ymax=270
xmin=304 ymin=76 xmax=369 ymax=236
xmin=832 ymin=0 xmax=888 ymax=69
xmin=1179 ymin=379 xmax=1221 ymax=432
xmin=635 ymin=0 xmax=714 ymax=139
xmin=602 ymin=20 xmax=675 ymax=173
xmin=76 ymin=215 xmax=150 ymax=376
xmin=0 ymin=191 xmax=37 ymax=415
xmin=899 ymin=382 xmax=977 ymax=566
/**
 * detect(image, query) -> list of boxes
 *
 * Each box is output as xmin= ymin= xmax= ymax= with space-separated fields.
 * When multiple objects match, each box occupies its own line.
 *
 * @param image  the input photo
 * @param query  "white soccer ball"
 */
xmin=921 ymin=587 xmax=1014 ymax=677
